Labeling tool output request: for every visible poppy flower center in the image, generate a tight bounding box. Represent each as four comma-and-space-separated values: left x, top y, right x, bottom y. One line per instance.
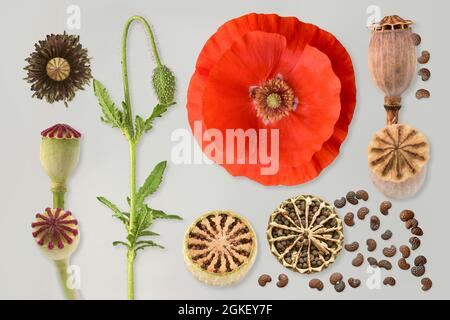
251, 78, 297, 124
46, 57, 71, 82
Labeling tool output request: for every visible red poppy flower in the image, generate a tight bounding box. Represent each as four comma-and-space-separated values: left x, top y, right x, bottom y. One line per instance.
187, 13, 356, 186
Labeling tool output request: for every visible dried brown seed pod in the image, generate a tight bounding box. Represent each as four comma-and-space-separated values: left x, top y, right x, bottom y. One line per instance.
379, 201, 392, 215
357, 207, 370, 220
334, 281, 346, 292
416, 89, 430, 100
352, 253, 364, 267
366, 239, 377, 252
382, 245, 397, 257
411, 227, 424, 236
418, 68, 431, 81
381, 230, 393, 240
267, 195, 344, 274
334, 197, 346, 208
309, 279, 324, 291
329, 272, 343, 285
400, 245, 411, 258
383, 276, 396, 286
344, 212, 355, 226
378, 260, 392, 270
258, 274, 272, 287
414, 255, 427, 266
367, 257, 378, 266
411, 265, 425, 277
405, 218, 419, 229
346, 191, 359, 205
276, 274, 289, 288
398, 258, 411, 270
418, 50, 430, 64
421, 277, 432, 291
344, 241, 359, 252
348, 277, 361, 288
411, 33, 421, 46
356, 190, 369, 201
400, 209, 415, 222
410, 237, 421, 250
370, 216, 380, 231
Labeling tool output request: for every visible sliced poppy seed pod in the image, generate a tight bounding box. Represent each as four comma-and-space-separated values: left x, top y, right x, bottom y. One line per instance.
152, 64, 176, 105
32, 208, 80, 261
40, 124, 81, 193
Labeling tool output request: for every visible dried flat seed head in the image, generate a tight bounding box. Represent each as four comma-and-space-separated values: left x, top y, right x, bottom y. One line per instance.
184, 211, 257, 286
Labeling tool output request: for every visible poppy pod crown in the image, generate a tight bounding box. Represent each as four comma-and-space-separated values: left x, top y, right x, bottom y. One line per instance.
187, 13, 356, 186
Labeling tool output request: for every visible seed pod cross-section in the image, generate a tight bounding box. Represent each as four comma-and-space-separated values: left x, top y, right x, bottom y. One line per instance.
368, 124, 429, 199
267, 195, 344, 274
183, 211, 257, 286
368, 15, 417, 125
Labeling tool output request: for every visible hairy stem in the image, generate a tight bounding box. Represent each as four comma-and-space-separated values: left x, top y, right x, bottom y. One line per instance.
53, 190, 78, 300
127, 141, 137, 300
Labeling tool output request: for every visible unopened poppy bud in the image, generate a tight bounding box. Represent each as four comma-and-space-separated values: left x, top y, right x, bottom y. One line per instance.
31, 208, 80, 261
40, 124, 81, 192
152, 64, 176, 105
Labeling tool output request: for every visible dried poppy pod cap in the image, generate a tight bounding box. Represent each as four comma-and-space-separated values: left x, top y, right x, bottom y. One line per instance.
368, 124, 430, 199
368, 15, 417, 125
40, 124, 81, 193
32, 208, 80, 261
267, 195, 344, 274
183, 211, 257, 286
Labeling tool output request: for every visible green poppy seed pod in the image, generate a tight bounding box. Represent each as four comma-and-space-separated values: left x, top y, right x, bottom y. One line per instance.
32, 208, 80, 261
152, 64, 176, 105
40, 124, 81, 193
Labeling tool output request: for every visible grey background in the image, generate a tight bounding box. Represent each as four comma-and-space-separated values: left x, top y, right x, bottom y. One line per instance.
0, 0, 447, 299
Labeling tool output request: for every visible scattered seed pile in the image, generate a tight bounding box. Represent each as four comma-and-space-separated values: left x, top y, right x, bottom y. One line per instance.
267, 195, 344, 274
412, 33, 431, 100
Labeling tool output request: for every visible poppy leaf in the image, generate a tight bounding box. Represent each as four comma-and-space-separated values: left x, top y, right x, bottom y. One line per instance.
93, 79, 124, 130
135, 161, 167, 208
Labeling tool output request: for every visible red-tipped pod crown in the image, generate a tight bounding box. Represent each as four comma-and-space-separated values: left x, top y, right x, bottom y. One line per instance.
32, 208, 80, 260
40, 124, 81, 192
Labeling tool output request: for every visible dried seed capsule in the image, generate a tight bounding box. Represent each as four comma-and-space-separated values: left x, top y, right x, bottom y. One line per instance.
411, 265, 425, 277
334, 281, 346, 292
405, 218, 419, 230
352, 253, 364, 267
379, 201, 392, 215
411, 227, 424, 236
383, 245, 397, 258
309, 279, 324, 291
258, 274, 272, 287
381, 230, 392, 240
398, 258, 411, 270
421, 278, 432, 291
411, 33, 421, 46
344, 241, 359, 252
276, 274, 289, 288
329, 272, 343, 285
378, 260, 392, 270
418, 68, 431, 81
370, 216, 380, 231
383, 277, 396, 286
367, 257, 378, 266
400, 209, 415, 222
334, 197, 346, 208
366, 239, 377, 252
357, 207, 369, 220
416, 89, 430, 100
356, 190, 369, 201
344, 212, 355, 226
410, 237, 421, 250
414, 255, 427, 266
348, 277, 361, 288
346, 191, 358, 205
399, 245, 411, 258
418, 50, 430, 64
